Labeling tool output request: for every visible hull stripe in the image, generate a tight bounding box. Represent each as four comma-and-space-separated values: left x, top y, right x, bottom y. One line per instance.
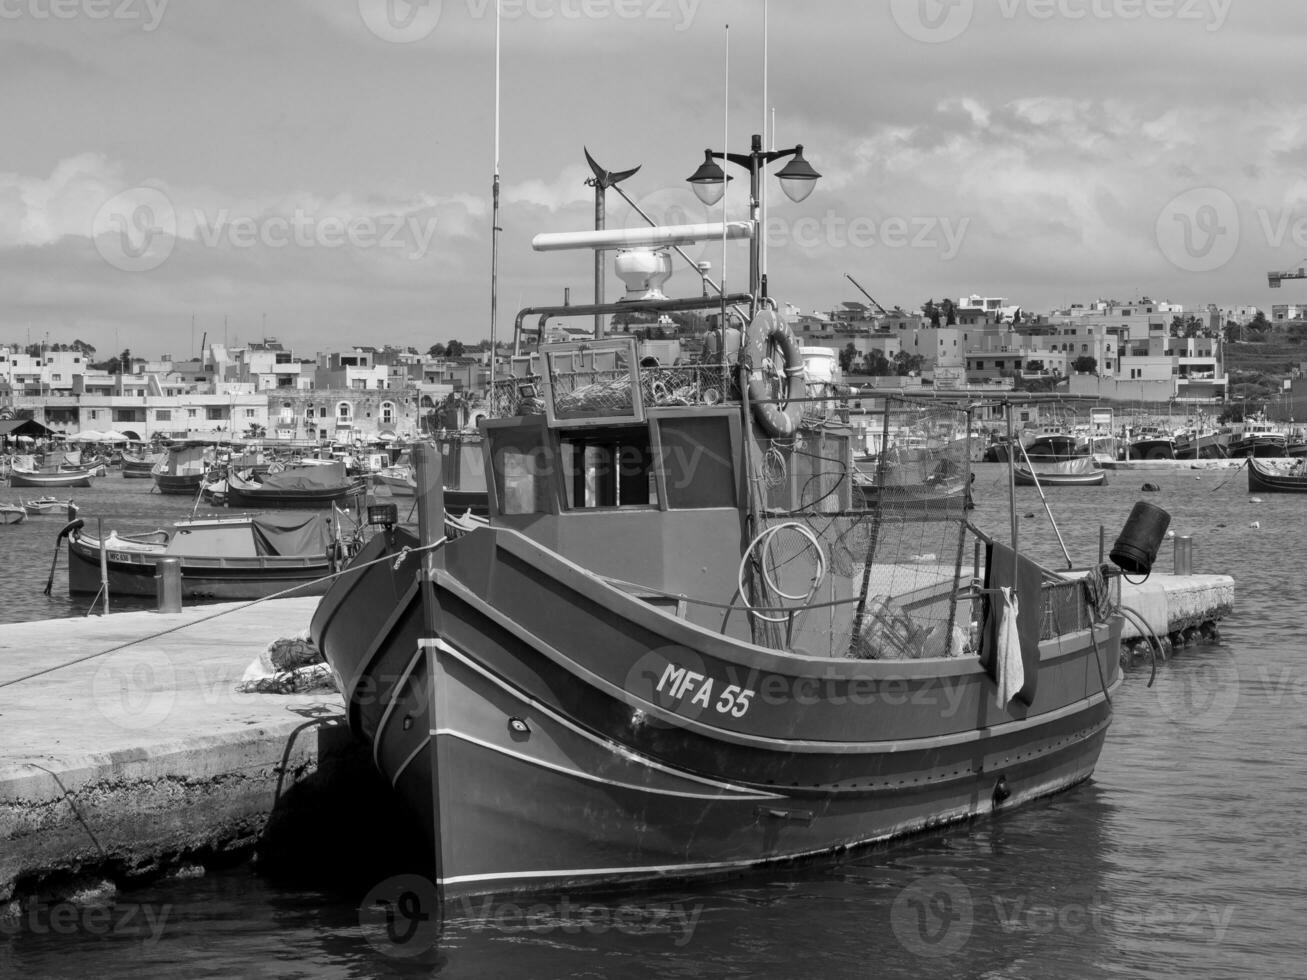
433, 728, 780, 802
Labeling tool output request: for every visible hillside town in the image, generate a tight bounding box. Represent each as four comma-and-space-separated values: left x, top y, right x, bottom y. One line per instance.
2, 292, 1305, 446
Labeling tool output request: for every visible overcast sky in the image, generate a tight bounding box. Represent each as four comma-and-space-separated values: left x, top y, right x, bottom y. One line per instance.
5, 0, 1307, 358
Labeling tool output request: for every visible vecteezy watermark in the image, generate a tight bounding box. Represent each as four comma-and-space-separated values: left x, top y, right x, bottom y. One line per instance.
191, 208, 440, 261
91, 646, 178, 731
357, 875, 703, 957
1155, 187, 1240, 274
452, 895, 703, 946
891, 876, 1236, 956
890, 874, 974, 957
764, 212, 970, 260
0, 0, 170, 31
92, 186, 442, 272
1149, 657, 1240, 729
358, 0, 699, 43
891, 0, 1231, 43
92, 186, 177, 274
359, 874, 442, 958
0, 900, 172, 943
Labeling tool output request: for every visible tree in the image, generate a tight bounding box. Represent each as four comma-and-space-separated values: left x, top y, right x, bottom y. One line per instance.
893, 351, 925, 376
1072, 355, 1098, 374
244, 423, 266, 440
865, 349, 893, 376
838, 343, 860, 374
940, 298, 957, 326
445, 339, 466, 359
922, 299, 940, 328
427, 343, 447, 358
1247, 311, 1270, 338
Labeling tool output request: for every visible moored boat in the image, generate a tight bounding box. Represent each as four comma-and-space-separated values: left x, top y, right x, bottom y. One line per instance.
65, 512, 347, 599
225, 460, 368, 509
8, 467, 95, 489
310, 206, 1138, 902
0, 503, 26, 524
1014, 457, 1108, 487
152, 443, 215, 495
1246, 456, 1307, 494
23, 496, 73, 516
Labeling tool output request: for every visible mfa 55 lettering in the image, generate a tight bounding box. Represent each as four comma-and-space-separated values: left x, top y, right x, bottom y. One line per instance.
655, 663, 755, 718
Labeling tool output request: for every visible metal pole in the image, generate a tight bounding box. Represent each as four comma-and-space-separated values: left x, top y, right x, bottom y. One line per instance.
1017, 440, 1073, 569
97, 516, 109, 615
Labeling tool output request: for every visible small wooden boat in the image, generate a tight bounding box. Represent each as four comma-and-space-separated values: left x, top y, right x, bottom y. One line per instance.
1014, 457, 1107, 487
0, 503, 26, 524
152, 443, 214, 495
66, 512, 344, 599
1247, 456, 1307, 494
9, 467, 95, 489
225, 461, 368, 510
23, 496, 73, 516
121, 450, 164, 478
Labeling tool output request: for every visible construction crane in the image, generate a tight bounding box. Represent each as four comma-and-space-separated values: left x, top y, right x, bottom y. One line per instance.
845, 273, 889, 316
1267, 263, 1307, 288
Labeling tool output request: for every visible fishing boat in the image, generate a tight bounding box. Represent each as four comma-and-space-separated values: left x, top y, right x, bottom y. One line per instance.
1227, 415, 1287, 458
8, 467, 95, 489
310, 206, 1137, 902
121, 449, 165, 478
0, 503, 26, 524
64, 512, 346, 599
1014, 457, 1108, 487
1122, 425, 1176, 461
224, 460, 368, 510
1246, 456, 1307, 494
23, 496, 73, 516
152, 443, 215, 495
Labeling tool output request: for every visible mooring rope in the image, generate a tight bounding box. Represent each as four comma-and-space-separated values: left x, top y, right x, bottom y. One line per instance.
0, 538, 448, 691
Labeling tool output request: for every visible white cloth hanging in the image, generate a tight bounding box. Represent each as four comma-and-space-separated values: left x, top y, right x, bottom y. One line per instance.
995, 586, 1024, 707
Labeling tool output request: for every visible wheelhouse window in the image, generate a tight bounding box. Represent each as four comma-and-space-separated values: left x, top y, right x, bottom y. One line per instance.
490, 428, 554, 515
559, 425, 656, 509
658, 417, 735, 509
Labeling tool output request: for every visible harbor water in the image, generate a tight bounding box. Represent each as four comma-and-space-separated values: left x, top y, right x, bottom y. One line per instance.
2, 463, 1303, 979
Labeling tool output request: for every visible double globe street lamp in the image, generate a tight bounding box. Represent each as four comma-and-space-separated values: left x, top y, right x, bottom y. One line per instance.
686, 134, 821, 302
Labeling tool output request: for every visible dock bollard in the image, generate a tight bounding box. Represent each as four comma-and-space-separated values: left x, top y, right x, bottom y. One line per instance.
1173, 535, 1193, 576
156, 557, 183, 613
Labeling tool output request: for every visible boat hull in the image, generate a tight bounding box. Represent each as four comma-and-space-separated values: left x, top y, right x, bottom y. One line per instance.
1247, 458, 1307, 494
9, 470, 94, 489
154, 473, 205, 495
66, 534, 333, 598
1014, 466, 1107, 487
224, 479, 368, 510
312, 525, 1121, 898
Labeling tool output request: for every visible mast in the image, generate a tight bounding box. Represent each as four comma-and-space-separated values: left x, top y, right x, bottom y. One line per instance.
488, 0, 501, 399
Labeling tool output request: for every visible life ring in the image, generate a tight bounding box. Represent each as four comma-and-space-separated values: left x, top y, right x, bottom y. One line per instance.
743, 309, 805, 437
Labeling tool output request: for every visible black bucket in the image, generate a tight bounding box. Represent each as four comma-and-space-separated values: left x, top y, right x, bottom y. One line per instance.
1110, 501, 1172, 575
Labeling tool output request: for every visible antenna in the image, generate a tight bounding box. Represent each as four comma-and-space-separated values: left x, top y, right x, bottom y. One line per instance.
720, 22, 729, 335
760, 0, 768, 286
488, 0, 502, 390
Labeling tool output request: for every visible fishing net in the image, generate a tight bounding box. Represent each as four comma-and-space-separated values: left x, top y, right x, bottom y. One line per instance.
746, 398, 980, 660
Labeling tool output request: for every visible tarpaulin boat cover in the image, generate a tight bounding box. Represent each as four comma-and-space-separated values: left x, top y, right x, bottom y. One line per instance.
256, 461, 350, 492
250, 513, 332, 557
1023, 456, 1101, 476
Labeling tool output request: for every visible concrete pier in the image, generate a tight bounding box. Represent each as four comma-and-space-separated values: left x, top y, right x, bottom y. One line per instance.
1118, 573, 1234, 640
0, 598, 374, 904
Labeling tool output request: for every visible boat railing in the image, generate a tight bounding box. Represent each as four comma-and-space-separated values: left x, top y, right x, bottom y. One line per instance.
492, 361, 734, 420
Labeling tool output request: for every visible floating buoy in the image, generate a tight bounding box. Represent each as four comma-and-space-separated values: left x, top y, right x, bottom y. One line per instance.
1166, 529, 1176, 538
1023, 512, 1036, 519
1141, 482, 1161, 492
1250, 497, 1263, 504
1250, 520, 1261, 529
